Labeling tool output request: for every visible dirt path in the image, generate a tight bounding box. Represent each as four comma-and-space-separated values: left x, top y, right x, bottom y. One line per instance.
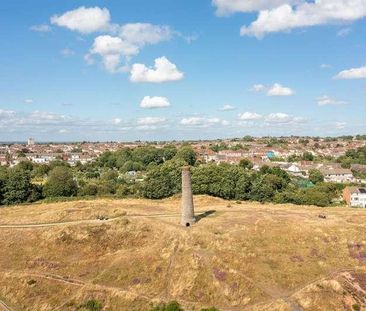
0, 213, 182, 229
0, 300, 14, 311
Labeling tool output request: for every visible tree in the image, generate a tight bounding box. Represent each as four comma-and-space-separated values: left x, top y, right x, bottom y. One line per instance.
2, 167, 32, 205
0, 167, 8, 204
174, 146, 196, 166
239, 158, 253, 170
142, 160, 184, 199
302, 152, 314, 161
308, 169, 324, 184
43, 166, 77, 197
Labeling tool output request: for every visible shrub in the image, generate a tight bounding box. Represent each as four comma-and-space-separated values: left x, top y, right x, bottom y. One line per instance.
81, 300, 102, 311
150, 301, 184, 311
43, 166, 77, 197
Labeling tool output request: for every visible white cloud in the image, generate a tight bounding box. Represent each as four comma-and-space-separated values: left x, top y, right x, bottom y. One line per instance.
250, 83, 294, 96
219, 104, 236, 111
140, 96, 171, 109
320, 63, 332, 69
137, 117, 167, 126
265, 112, 304, 124
60, 48, 75, 57
119, 23, 172, 46
238, 112, 263, 121
29, 111, 67, 122
239, 1, 366, 38
334, 66, 366, 80
51, 6, 111, 34
30, 24, 52, 32
87, 24, 173, 73
212, 0, 298, 16
317, 95, 347, 106
59, 129, 69, 134
130, 57, 184, 83
251, 84, 267, 92
267, 83, 294, 96
0, 109, 16, 119
89, 35, 137, 72
180, 117, 228, 127
112, 118, 122, 125
24, 99, 34, 104
336, 122, 347, 129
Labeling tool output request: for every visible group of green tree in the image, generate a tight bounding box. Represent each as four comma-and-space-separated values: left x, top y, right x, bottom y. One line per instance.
150, 301, 218, 311
337, 146, 366, 168
0, 145, 340, 207
143, 159, 337, 207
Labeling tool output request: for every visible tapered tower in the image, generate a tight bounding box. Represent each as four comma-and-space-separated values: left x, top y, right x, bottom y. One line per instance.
181, 166, 195, 227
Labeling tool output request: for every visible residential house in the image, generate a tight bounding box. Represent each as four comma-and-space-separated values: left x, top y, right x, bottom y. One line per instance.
343, 187, 366, 208
320, 168, 355, 183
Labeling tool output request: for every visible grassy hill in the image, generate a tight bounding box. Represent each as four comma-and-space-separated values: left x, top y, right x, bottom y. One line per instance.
0, 196, 366, 310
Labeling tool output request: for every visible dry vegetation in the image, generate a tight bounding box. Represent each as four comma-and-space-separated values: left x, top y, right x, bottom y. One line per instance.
1, 196, 366, 310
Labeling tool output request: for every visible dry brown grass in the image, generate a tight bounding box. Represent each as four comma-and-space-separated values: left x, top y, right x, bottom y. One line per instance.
1, 196, 366, 310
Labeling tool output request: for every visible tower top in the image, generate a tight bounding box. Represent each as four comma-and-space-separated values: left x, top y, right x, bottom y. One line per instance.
182, 166, 190, 171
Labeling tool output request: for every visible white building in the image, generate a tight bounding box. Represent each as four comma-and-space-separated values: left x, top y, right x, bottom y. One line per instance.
27, 138, 35, 146
320, 168, 355, 183
344, 187, 366, 208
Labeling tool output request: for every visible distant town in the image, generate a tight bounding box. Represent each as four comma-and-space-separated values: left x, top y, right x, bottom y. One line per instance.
1, 136, 366, 186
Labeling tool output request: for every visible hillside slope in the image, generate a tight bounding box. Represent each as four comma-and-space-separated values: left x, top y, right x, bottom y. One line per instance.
0, 196, 366, 310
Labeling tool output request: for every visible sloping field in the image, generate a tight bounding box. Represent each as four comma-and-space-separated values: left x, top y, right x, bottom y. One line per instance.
0, 196, 366, 310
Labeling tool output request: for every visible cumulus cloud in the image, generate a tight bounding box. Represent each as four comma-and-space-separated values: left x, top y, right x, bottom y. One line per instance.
140, 96, 171, 109
50, 7, 175, 74
334, 66, 366, 79
180, 117, 228, 127
265, 112, 304, 124
212, 0, 298, 16
267, 83, 295, 96
219, 104, 236, 111
89, 35, 137, 72
234, 0, 366, 38
88, 25, 172, 73
317, 95, 347, 106
24, 99, 34, 104
119, 23, 172, 46
130, 57, 184, 83
252, 83, 294, 96
238, 112, 263, 121
51, 6, 111, 34
30, 24, 52, 32
137, 117, 167, 126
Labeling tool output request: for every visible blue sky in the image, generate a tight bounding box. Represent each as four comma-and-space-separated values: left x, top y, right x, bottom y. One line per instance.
1, 0, 366, 141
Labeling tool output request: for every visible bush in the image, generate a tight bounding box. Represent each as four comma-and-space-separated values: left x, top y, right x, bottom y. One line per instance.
79, 183, 98, 196
43, 166, 77, 197
81, 300, 102, 311
150, 301, 184, 311
308, 169, 324, 184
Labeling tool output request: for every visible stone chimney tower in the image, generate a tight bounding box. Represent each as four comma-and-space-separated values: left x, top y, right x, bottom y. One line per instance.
181, 166, 195, 227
